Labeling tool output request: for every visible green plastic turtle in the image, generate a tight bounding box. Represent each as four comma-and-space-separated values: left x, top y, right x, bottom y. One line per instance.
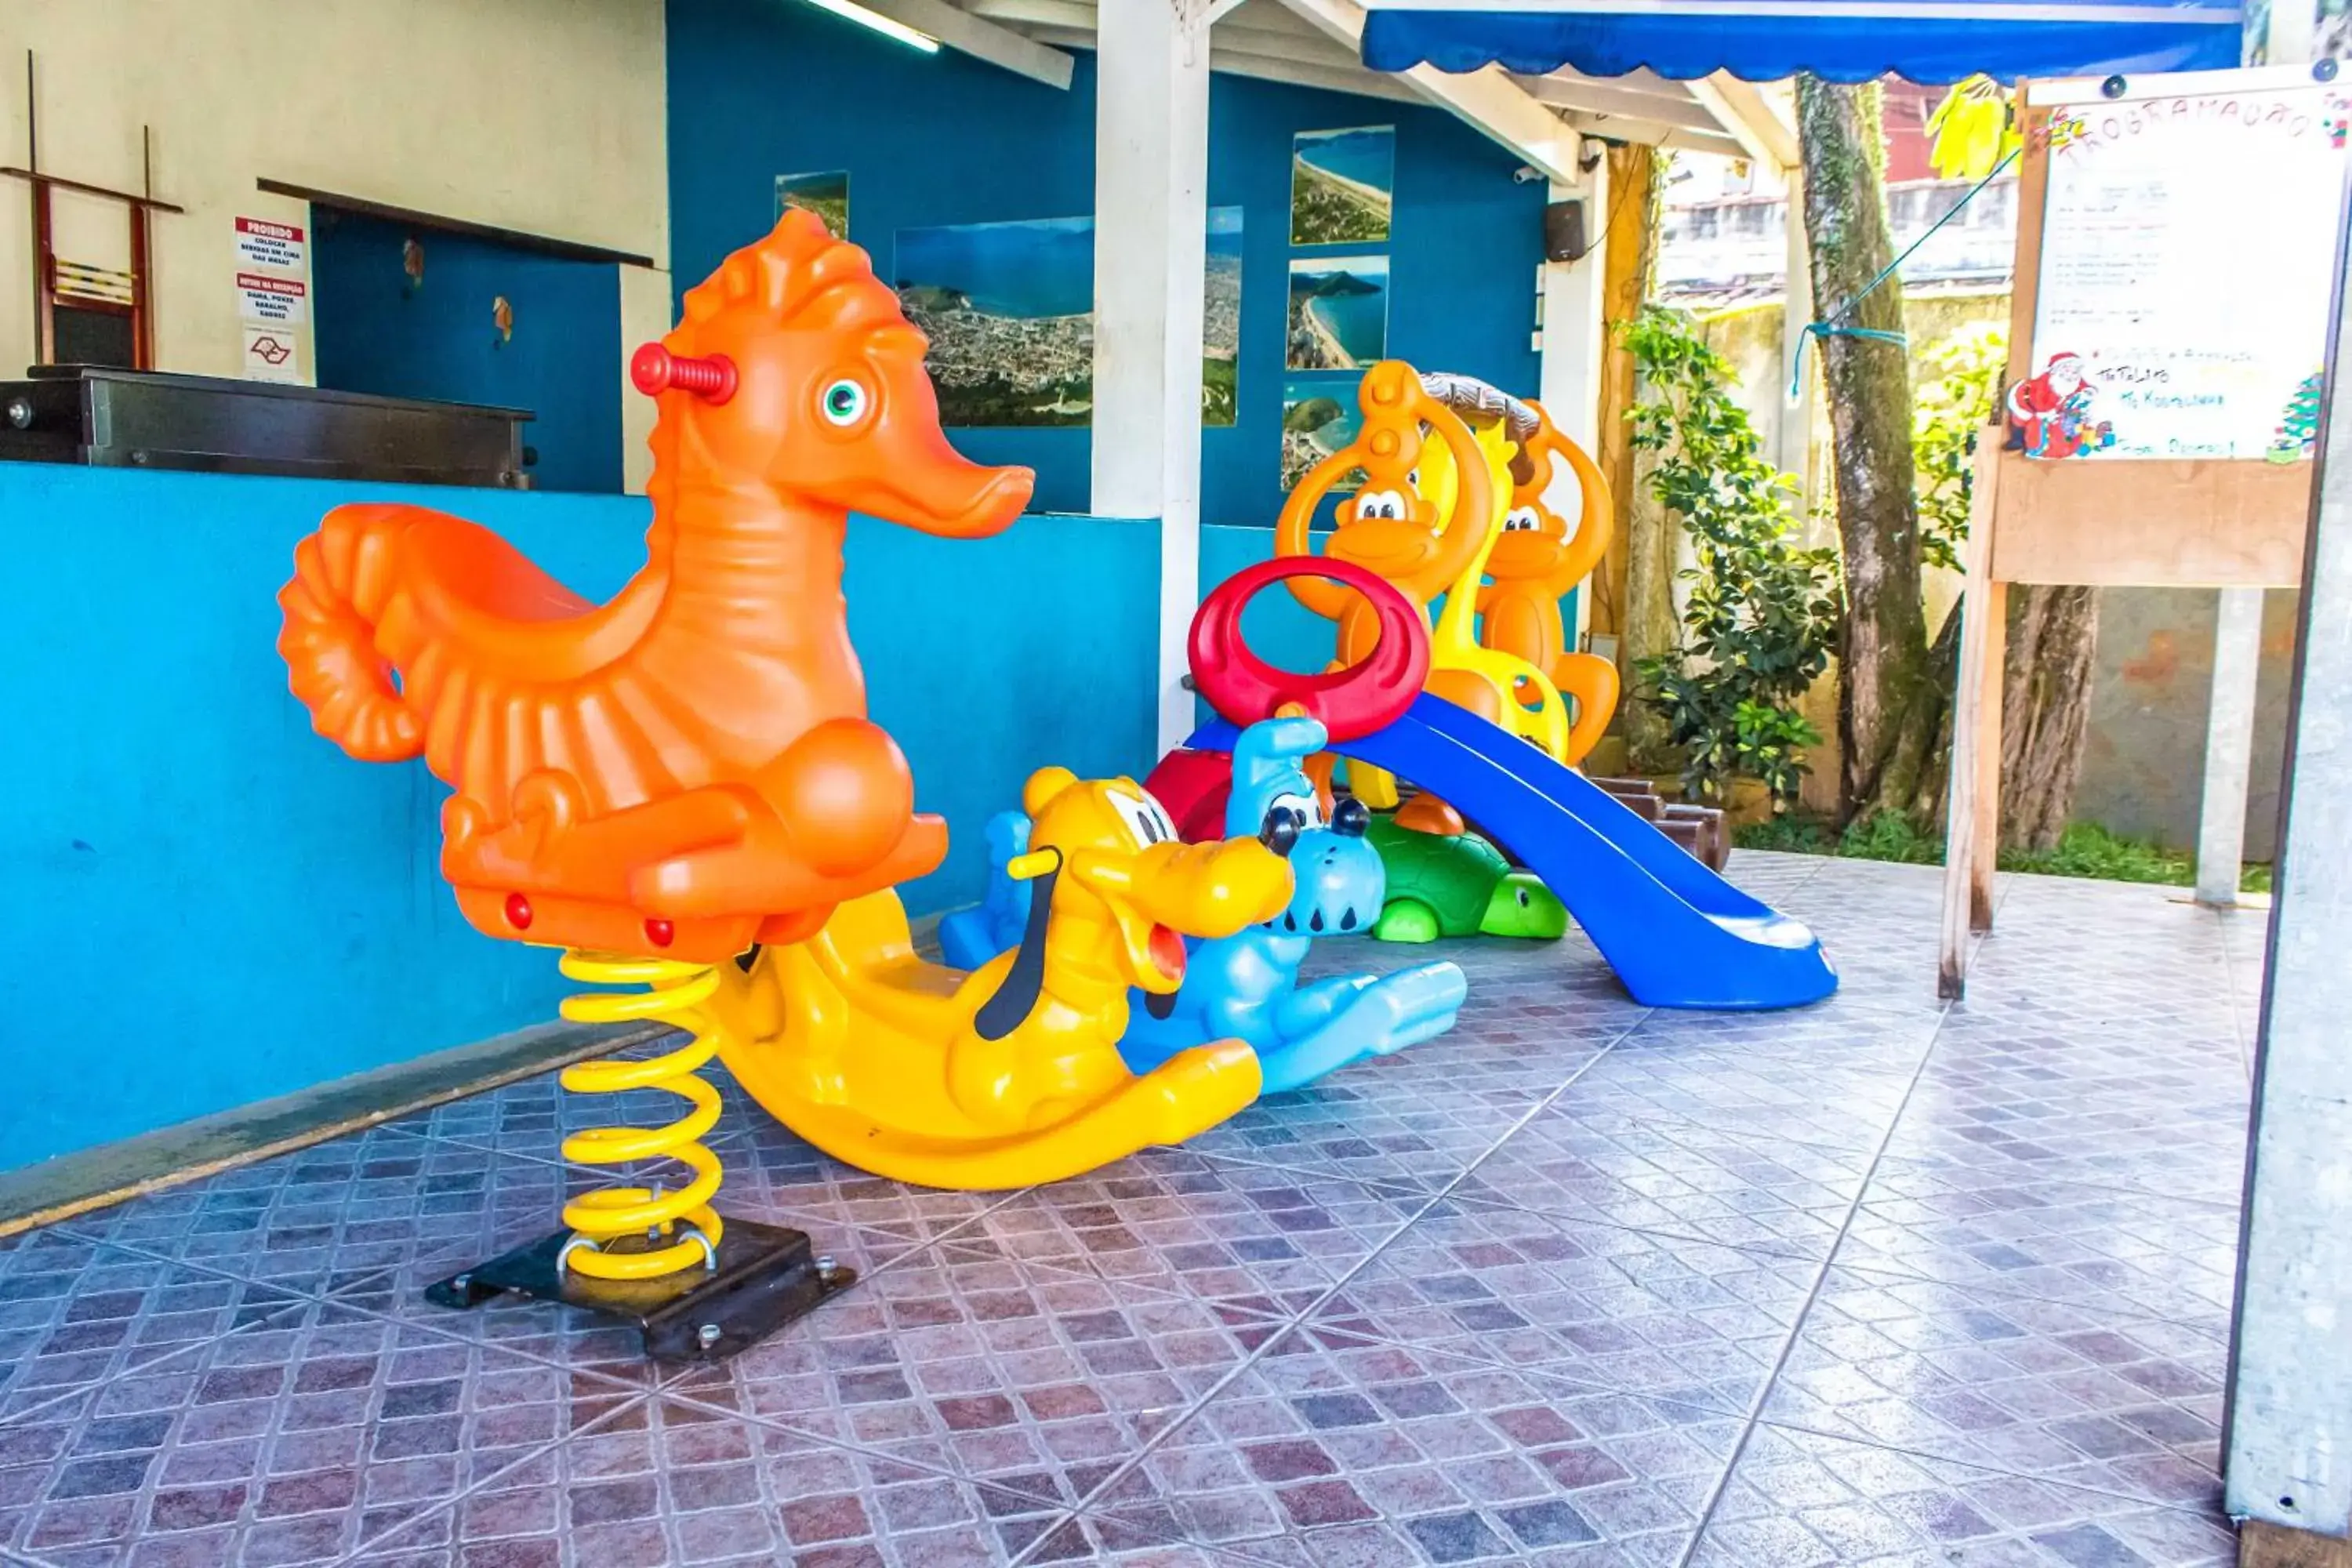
1363, 813, 1569, 943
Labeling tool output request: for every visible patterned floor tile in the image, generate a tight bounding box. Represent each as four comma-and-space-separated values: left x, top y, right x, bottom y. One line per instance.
1301, 1204, 1818, 1415
0, 857, 2256, 1567
1446, 1094, 1878, 1258
1695, 1423, 2234, 1566
960, 1154, 1431, 1320
347, 1395, 1095, 1567
1833, 1187, 2241, 1330
660, 1240, 1275, 1512
1761, 1266, 2226, 1512
1090, 1323, 1733, 1566
0, 1297, 638, 1566
0, 1234, 312, 1428
61, 1130, 565, 1301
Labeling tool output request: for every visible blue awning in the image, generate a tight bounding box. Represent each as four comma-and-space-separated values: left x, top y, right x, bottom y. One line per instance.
1359, 2, 2245, 85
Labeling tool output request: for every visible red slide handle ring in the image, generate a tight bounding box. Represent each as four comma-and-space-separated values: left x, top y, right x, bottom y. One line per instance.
1189, 557, 1428, 742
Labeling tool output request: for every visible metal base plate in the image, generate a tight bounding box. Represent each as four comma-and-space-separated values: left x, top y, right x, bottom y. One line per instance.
424, 1217, 855, 1363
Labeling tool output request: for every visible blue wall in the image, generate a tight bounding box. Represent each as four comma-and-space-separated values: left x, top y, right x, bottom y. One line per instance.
665, 0, 1545, 526
0, 466, 1156, 1171
311, 208, 625, 495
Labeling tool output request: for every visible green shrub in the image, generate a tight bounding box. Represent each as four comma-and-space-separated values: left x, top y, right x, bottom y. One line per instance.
1912, 322, 2009, 572
1624, 306, 1842, 808
1736, 812, 2273, 891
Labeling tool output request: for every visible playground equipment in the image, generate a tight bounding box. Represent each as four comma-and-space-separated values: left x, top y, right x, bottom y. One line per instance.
946, 710, 1468, 1095
277, 209, 1050, 1356
1475, 398, 1729, 867
1276, 365, 1580, 826
1363, 814, 1566, 943
1478, 397, 1621, 764
1169, 556, 1839, 1011
708, 766, 1290, 1188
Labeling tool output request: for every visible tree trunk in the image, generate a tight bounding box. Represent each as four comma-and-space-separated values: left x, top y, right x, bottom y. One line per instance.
1796, 75, 1943, 826
1998, 584, 2098, 851
1592, 146, 1676, 766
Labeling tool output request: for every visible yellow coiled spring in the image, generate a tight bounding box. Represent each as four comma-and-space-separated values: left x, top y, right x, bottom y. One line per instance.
554, 952, 730, 1281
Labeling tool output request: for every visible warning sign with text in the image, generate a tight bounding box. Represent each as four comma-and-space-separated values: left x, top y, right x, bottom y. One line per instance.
233, 216, 307, 272
236, 270, 307, 325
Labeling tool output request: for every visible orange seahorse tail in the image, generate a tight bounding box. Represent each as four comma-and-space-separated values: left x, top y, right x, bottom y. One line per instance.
276, 503, 429, 763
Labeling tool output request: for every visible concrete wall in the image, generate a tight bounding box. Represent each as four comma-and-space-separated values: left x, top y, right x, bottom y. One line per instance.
1, 0, 672, 489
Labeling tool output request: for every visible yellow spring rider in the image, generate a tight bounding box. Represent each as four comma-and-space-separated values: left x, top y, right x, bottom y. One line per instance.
708, 768, 1292, 1189
1277, 363, 1605, 821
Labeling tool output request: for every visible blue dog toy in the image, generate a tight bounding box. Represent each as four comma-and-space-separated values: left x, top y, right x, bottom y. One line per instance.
938, 717, 1466, 1094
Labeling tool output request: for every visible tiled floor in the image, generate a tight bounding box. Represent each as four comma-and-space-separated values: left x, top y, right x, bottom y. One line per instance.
0, 852, 2257, 1566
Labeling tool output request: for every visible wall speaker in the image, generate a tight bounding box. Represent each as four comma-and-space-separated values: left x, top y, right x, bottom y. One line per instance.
1544, 199, 1588, 263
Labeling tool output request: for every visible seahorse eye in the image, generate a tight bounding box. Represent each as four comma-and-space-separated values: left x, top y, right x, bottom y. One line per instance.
821, 378, 869, 426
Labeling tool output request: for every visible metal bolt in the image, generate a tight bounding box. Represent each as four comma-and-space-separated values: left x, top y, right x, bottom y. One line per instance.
815, 1254, 837, 1280
4, 397, 31, 430
129, 449, 149, 465
696, 1323, 722, 1349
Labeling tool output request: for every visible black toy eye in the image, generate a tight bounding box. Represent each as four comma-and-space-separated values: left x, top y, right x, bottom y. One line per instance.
1333, 798, 1370, 838
1260, 814, 1299, 858
1517, 888, 1531, 906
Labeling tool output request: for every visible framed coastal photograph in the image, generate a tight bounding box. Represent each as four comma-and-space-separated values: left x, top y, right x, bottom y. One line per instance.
775, 170, 850, 240
1282, 379, 1367, 493
1287, 254, 1388, 372
1203, 205, 1243, 427
1290, 125, 1395, 245
895, 209, 1244, 428
894, 216, 1095, 426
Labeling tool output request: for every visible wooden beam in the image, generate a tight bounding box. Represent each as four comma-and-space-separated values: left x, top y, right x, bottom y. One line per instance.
2241, 1520, 2352, 1567
1938, 437, 2004, 999
1510, 74, 1730, 135
963, 0, 1096, 31
1563, 112, 1744, 158
0, 166, 183, 214
1272, 0, 1582, 187
855, 0, 1076, 87
1209, 47, 1421, 104
256, 179, 654, 267
1692, 71, 1799, 174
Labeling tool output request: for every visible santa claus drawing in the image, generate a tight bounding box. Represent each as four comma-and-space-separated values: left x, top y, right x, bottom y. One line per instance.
2008, 352, 2114, 459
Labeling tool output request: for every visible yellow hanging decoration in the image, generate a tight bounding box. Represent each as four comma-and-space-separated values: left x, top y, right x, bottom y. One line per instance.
1926, 76, 2020, 183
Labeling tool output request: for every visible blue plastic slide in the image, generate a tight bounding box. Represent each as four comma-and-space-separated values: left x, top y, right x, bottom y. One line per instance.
1192, 693, 1838, 1010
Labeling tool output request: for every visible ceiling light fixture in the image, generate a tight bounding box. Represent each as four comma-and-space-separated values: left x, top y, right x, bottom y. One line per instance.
800, 0, 940, 53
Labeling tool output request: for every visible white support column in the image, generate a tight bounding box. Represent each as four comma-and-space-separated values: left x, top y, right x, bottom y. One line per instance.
2194, 586, 2263, 907
2224, 164, 2352, 1537
1538, 164, 1606, 645
1091, 0, 1212, 755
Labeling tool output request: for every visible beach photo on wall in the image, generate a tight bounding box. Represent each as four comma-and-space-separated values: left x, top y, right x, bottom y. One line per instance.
895, 216, 1095, 426
1283, 379, 1367, 492
1203, 205, 1243, 426
1290, 125, 1395, 245
1287, 254, 1388, 372
775, 170, 850, 240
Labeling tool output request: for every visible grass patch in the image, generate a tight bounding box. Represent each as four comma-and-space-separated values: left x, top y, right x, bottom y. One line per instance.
1736, 813, 2272, 892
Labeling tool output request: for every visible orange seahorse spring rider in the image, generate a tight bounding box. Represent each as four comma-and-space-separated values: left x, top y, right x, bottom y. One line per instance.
1478, 397, 1620, 763
276, 209, 1045, 1300
279, 209, 1033, 966
277, 212, 1293, 1317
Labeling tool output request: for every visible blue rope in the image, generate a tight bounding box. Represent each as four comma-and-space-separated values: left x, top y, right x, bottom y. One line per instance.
1788, 143, 2022, 397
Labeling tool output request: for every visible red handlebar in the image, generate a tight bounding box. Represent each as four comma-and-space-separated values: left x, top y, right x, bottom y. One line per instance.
1189, 557, 1428, 742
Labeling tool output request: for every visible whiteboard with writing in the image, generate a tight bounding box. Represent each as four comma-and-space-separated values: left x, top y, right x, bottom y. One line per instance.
2024, 76, 2350, 463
